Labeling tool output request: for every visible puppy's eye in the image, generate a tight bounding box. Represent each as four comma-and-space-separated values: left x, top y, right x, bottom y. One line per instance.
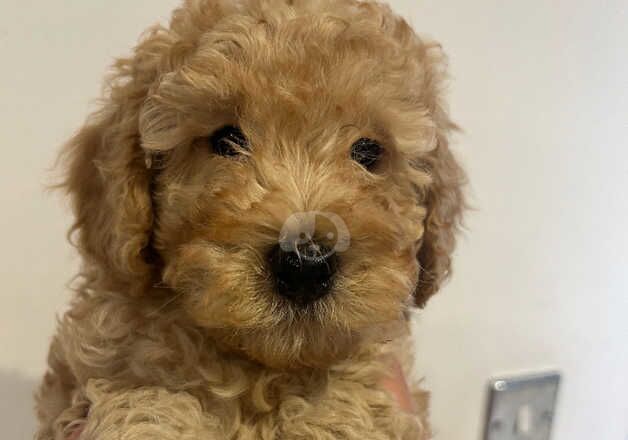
209, 125, 249, 157
350, 138, 383, 171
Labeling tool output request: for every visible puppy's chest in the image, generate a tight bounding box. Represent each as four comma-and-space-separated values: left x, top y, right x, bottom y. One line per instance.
63, 297, 424, 437
183, 360, 417, 439
118, 329, 409, 437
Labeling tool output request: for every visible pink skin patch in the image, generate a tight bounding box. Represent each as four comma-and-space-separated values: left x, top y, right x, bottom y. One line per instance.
380, 359, 419, 414
66, 424, 84, 440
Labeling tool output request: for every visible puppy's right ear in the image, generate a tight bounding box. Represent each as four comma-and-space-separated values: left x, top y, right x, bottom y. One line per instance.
60, 27, 183, 296
60, 3, 235, 295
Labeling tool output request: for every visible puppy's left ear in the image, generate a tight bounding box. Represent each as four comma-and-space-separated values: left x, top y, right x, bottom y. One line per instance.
411, 44, 466, 307
414, 134, 465, 307
374, 10, 466, 305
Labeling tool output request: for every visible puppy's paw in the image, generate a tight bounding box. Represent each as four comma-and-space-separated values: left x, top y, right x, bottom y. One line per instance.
76, 380, 221, 440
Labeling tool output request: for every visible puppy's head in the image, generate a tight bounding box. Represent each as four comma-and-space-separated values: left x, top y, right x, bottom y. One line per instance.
62, 0, 465, 368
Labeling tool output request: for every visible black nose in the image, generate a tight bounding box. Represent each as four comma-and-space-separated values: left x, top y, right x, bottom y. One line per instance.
269, 242, 338, 304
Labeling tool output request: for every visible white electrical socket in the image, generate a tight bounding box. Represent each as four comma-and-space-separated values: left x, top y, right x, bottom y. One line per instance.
483, 372, 561, 440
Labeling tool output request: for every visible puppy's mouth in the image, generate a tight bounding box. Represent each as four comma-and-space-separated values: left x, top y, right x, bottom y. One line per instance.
268, 242, 339, 306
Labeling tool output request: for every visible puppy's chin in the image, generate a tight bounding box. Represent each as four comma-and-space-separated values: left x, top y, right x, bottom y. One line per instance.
209, 319, 408, 370
209, 324, 359, 369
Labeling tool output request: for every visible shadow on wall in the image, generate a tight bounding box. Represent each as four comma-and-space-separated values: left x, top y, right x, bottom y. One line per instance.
0, 369, 38, 440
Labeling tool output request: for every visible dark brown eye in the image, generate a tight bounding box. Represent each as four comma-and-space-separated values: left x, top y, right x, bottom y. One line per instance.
209, 125, 249, 157
350, 138, 383, 171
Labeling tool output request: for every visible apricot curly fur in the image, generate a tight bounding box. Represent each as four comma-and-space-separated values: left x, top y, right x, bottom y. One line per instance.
36, 1, 465, 439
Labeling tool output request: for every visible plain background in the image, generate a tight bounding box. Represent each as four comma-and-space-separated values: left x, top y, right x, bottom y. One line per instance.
0, 1, 626, 439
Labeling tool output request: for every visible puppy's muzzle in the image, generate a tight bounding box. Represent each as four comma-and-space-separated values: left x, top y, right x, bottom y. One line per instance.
268, 242, 338, 305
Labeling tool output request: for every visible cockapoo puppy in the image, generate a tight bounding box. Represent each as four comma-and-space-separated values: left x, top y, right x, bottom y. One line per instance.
35, 0, 465, 438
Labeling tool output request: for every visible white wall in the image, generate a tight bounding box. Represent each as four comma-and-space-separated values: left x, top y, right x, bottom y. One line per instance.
404, 1, 628, 439
1, 1, 626, 439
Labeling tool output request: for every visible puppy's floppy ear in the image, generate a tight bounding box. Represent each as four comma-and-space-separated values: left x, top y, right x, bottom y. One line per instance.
59, 2, 237, 295
373, 12, 465, 305
60, 27, 183, 296
412, 45, 466, 307
414, 134, 465, 307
